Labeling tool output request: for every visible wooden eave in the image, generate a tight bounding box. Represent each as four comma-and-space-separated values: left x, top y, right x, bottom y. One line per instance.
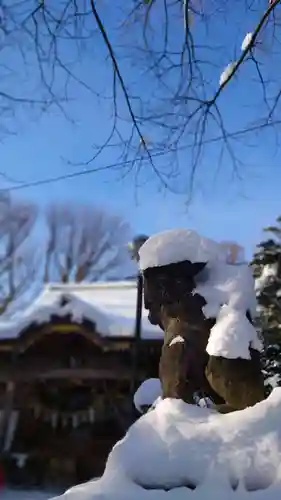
0, 315, 163, 353
0, 366, 146, 383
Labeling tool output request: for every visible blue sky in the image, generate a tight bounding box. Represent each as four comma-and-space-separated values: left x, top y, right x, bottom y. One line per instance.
1, 0, 281, 259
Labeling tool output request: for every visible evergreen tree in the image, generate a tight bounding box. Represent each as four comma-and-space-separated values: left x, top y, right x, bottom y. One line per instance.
252, 216, 281, 389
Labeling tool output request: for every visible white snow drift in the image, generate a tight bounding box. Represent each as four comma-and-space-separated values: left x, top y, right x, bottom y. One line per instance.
2, 490, 53, 500
133, 378, 162, 412
133, 378, 212, 413
53, 389, 281, 500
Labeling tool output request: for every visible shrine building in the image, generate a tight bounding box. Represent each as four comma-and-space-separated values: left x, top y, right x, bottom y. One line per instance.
0, 281, 162, 490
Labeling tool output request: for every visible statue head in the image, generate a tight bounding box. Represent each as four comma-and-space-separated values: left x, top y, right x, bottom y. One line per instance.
142, 260, 208, 331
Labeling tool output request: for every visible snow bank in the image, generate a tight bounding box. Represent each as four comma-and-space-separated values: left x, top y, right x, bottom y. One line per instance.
133, 378, 162, 412
52, 389, 281, 500
2, 489, 53, 500
134, 379, 212, 412
139, 229, 260, 360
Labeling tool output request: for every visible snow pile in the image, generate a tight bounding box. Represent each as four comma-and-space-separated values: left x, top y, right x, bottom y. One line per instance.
139, 229, 261, 360
207, 305, 262, 359
195, 257, 257, 319
2, 490, 54, 500
52, 389, 281, 500
133, 378, 162, 412
139, 229, 225, 271
134, 379, 212, 412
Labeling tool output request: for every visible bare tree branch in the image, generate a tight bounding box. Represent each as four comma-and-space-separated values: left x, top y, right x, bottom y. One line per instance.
44, 202, 131, 283
1, 0, 281, 195
0, 193, 38, 314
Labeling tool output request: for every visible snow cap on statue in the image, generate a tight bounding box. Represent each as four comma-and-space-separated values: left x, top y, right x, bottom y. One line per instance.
139, 228, 262, 360
138, 228, 222, 271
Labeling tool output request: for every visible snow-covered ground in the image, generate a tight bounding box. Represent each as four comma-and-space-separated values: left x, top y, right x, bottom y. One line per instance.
51, 388, 281, 500
2, 489, 54, 499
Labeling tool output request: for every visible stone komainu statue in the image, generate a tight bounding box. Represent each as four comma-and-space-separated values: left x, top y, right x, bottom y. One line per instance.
142, 259, 265, 413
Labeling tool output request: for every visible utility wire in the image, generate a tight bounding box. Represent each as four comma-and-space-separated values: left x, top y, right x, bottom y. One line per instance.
1, 118, 280, 193
0, 150, 170, 193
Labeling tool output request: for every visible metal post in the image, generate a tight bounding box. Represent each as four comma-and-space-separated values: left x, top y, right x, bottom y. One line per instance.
132, 272, 144, 395
277, 252, 281, 280
128, 235, 148, 400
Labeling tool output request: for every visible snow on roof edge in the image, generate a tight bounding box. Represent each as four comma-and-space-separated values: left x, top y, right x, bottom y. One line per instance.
0, 280, 162, 342
45, 280, 137, 291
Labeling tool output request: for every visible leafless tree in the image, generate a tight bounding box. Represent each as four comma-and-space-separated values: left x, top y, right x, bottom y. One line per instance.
43, 202, 131, 282
0, 193, 38, 314
2, 0, 281, 195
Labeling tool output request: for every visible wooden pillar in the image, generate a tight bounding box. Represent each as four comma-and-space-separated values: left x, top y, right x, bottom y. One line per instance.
131, 272, 143, 395
0, 349, 18, 453
0, 380, 16, 452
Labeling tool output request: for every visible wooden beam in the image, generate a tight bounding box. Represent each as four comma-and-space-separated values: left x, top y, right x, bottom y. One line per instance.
39, 368, 134, 380
18, 319, 108, 353
0, 343, 15, 351
0, 367, 145, 382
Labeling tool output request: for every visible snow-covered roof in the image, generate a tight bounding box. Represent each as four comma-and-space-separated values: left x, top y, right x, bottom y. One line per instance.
0, 281, 162, 341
